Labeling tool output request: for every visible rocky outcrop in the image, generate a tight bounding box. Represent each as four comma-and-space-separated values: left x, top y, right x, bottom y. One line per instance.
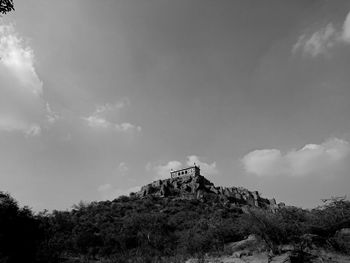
134, 174, 282, 209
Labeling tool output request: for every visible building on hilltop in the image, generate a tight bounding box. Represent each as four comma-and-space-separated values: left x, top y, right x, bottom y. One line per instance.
170, 164, 200, 179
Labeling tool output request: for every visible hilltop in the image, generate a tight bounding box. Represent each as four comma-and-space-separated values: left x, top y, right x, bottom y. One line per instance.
133, 173, 284, 210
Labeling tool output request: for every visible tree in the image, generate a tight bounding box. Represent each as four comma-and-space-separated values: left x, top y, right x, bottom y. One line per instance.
0, 192, 41, 263
0, 0, 14, 15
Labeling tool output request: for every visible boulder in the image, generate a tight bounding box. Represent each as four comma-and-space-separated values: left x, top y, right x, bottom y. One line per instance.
160, 184, 170, 197
232, 250, 252, 258
334, 228, 350, 248
210, 187, 219, 194
225, 235, 266, 254
153, 180, 162, 187
252, 191, 259, 200
269, 198, 277, 205
223, 187, 232, 197
278, 244, 294, 252
336, 228, 350, 238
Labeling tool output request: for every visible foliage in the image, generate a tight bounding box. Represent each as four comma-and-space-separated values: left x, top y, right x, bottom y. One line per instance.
237, 197, 350, 257
36, 196, 245, 261
0, 0, 14, 15
0, 190, 350, 262
310, 196, 350, 236
0, 192, 41, 263
237, 206, 315, 258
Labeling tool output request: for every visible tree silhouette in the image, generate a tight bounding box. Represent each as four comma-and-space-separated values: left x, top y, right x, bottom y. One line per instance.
0, 0, 14, 15
0, 192, 41, 263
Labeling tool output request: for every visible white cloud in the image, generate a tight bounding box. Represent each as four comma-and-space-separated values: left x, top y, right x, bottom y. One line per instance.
46, 103, 60, 124
293, 11, 350, 57
150, 155, 218, 180
0, 24, 45, 136
83, 101, 141, 134
25, 124, 41, 137
153, 160, 182, 180
293, 23, 337, 57
342, 11, 350, 42
94, 99, 129, 115
0, 25, 42, 95
145, 162, 153, 172
115, 122, 142, 133
97, 183, 113, 193
241, 149, 284, 177
242, 138, 350, 177
84, 115, 111, 128
117, 162, 129, 176
0, 117, 41, 136
97, 183, 140, 200
186, 155, 219, 176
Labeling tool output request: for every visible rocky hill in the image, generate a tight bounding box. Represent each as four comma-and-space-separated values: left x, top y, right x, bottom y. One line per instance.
133, 174, 284, 210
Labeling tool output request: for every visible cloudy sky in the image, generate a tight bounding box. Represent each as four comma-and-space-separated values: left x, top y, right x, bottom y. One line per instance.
1, 0, 350, 211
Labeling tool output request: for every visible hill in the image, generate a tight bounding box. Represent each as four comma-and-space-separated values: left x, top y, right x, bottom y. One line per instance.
0, 174, 349, 262
34, 174, 349, 262
134, 174, 283, 210
132, 175, 284, 210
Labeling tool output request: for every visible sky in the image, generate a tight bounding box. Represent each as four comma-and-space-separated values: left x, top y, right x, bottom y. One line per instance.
1, 0, 350, 211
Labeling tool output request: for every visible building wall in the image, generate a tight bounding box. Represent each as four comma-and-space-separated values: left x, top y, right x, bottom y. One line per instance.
170, 166, 200, 178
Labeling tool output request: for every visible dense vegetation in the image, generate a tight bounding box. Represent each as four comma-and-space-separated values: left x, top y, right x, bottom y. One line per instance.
0, 193, 42, 263
0, 192, 349, 262
0, 0, 14, 15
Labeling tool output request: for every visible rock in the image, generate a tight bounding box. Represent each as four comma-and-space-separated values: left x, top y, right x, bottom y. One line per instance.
211, 187, 219, 194
153, 180, 162, 187
225, 234, 265, 254
235, 193, 242, 200
160, 184, 170, 197
336, 228, 350, 238
272, 253, 292, 263
196, 189, 205, 199
223, 187, 232, 197
252, 191, 259, 200
269, 198, 277, 205
335, 228, 350, 248
232, 250, 252, 258
278, 244, 294, 252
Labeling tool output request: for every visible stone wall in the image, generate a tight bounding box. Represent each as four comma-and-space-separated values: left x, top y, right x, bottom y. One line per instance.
170, 166, 200, 179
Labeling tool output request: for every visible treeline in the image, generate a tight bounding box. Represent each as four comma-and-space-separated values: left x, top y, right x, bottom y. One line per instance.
36, 196, 245, 262
0, 192, 349, 262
